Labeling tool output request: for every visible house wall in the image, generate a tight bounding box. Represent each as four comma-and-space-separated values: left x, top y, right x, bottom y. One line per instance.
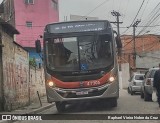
0, 0, 59, 47
29, 67, 46, 102
2, 30, 29, 111
121, 35, 160, 69
1, 0, 15, 26
14, 0, 59, 47
1, 31, 46, 111
136, 50, 160, 68
0, 28, 4, 111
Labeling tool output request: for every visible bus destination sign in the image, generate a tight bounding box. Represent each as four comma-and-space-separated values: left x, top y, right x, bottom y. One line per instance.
48, 21, 105, 33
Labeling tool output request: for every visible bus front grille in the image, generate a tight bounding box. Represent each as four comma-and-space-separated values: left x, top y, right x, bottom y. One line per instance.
56, 87, 107, 98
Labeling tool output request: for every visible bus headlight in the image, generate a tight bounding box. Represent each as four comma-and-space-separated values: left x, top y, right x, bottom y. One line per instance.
109, 76, 115, 82
48, 81, 55, 87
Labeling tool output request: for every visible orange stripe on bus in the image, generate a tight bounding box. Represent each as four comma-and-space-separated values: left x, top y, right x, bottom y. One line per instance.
51, 72, 111, 89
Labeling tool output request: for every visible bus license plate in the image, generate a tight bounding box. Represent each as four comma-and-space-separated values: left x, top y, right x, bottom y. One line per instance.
76, 91, 88, 95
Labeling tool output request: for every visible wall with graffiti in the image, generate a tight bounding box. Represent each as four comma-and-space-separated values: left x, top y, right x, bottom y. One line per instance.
2, 33, 45, 111
29, 67, 46, 102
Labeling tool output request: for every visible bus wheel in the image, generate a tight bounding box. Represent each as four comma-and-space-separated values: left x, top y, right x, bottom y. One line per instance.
110, 98, 117, 107
55, 102, 66, 113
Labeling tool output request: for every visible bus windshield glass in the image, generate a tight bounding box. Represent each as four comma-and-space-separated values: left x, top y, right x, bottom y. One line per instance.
45, 34, 113, 72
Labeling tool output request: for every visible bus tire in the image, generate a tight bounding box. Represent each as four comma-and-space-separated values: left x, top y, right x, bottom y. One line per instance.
110, 98, 117, 107
55, 102, 66, 113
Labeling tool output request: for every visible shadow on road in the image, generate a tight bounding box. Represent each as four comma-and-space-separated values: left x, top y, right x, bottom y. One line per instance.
58, 99, 117, 114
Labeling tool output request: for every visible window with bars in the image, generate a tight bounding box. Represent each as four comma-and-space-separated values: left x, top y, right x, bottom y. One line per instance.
25, 0, 34, 4
26, 21, 32, 27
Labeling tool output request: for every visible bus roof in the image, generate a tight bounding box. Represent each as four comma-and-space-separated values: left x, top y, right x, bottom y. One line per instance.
47, 20, 110, 26
45, 20, 112, 34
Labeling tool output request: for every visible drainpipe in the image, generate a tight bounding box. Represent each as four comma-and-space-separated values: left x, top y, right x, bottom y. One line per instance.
0, 34, 5, 111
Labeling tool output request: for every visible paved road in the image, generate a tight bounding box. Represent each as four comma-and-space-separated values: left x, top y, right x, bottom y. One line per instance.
15, 89, 160, 123
40, 89, 160, 114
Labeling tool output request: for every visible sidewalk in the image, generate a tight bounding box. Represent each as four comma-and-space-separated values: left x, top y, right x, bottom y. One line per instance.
0, 96, 55, 114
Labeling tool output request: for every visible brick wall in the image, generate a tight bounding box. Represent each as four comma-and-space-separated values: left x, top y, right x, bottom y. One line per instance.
2, 31, 29, 110
121, 34, 160, 69
29, 67, 46, 102
1, 31, 46, 111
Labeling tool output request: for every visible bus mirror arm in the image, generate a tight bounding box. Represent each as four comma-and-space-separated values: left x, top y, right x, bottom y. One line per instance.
35, 40, 43, 61
35, 40, 41, 53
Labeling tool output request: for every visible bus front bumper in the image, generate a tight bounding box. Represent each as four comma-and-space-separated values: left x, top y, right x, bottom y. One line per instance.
47, 81, 119, 102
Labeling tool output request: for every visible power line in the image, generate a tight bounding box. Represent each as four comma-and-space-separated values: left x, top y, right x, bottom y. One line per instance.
137, 1, 160, 35
121, 0, 145, 35
121, 0, 129, 22
123, 40, 158, 51
138, 13, 160, 35
84, 0, 110, 16
113, 24, 160, 29
140, 1, 160, 25
130, 0, 145, 26
122, 29, 152, 49
139, 0, 150, 20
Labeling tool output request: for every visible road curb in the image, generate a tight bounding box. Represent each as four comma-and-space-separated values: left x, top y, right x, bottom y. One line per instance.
27, 102, 55, 114
0, 103, 55, 123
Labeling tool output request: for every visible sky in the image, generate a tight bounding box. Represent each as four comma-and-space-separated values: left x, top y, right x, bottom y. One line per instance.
58, 0, 160, 35
0, 0, 160, 35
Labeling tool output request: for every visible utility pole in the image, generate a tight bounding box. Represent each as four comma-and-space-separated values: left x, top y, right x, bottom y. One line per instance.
111, 10, 122, 37
111, 10, 122, 70
132, 20, 141, 70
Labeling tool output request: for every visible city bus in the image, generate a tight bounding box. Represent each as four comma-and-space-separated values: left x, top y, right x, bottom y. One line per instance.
35, 20, 122, 112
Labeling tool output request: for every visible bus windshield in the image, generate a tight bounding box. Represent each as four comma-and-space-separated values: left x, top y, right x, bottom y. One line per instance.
45, 34, 113, 72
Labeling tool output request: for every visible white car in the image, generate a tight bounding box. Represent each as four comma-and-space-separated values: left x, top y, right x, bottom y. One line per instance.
128, 73, 145, 95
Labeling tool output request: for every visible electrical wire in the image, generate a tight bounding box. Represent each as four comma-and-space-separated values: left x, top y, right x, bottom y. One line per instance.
140, 1, 160, 26
138, 13, 160, 35
139, 0, 150, 20
121, 0, 145, 35
121, 31, 158, 49
121, 0, 129, 22
137, 1, 160, 35
84, 0, 111, 16
130, 0, 145, 26
123, 38, 159, 52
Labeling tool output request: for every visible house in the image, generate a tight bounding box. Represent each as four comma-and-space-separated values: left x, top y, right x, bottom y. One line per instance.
0, 18, 20, 111
0, 18, 46, 111
0, 0, 59, 66
120, 34, 160, 70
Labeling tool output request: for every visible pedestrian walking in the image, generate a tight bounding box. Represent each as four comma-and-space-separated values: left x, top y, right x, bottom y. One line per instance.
153, 63, 160, 107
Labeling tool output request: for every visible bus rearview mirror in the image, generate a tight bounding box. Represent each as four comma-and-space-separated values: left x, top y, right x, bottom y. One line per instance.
35, 40, 41, 53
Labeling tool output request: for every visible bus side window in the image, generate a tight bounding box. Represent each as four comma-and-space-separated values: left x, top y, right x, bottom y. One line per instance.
97, 35, 111, 58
